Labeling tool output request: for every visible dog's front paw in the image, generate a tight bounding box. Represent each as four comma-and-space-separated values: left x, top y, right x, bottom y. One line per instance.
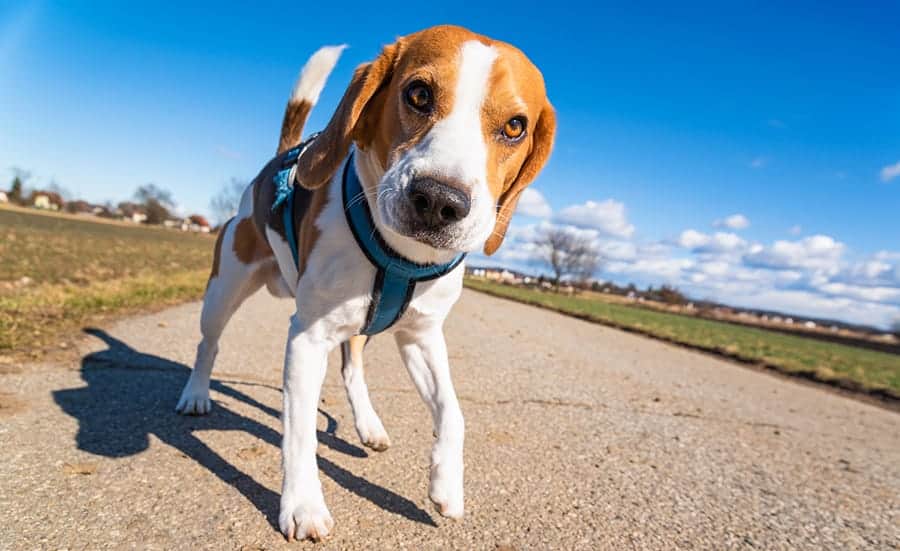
279, 491, 334, 542
429, 460, 464, 518
175, 384, 211, 415
356, 414, 391, 452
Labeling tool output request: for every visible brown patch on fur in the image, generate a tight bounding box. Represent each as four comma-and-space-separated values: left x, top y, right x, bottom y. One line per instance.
233, 216, 273, 264
482, 44, 556, 255
349, 335, 367, 366
278, 100, 312, 155
247, 150, 330, 279
483, 102, 556, 255
207, 217, 231, 288
251, 166, 276, 241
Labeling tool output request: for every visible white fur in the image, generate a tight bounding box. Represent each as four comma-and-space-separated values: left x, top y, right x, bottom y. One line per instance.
290, 45, 347, 105
178, 40, 496, 541
176, 185, 273, 414
341, 340, 391, 451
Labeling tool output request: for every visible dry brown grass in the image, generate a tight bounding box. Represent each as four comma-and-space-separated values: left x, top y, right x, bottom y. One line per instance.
0, 207, 214, 358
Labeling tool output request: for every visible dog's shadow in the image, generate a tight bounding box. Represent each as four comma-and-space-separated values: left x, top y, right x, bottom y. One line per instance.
53, 328, 435, 530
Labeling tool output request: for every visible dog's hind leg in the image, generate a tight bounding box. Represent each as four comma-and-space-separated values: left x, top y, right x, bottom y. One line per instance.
176, 217, 269, 415
340, 335, 391, 451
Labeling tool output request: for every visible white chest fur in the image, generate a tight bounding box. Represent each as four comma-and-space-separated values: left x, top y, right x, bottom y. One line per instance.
275, 159, 464, 343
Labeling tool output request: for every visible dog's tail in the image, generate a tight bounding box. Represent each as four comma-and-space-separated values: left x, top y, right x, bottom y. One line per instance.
277, 44, 347, 155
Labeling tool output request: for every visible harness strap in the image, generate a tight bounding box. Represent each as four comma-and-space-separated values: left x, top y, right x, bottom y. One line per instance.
271, 139, 316, 267
341, 152, 465, 335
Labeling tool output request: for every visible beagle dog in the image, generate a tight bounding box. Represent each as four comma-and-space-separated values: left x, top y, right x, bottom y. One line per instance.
175, 25, 555, 541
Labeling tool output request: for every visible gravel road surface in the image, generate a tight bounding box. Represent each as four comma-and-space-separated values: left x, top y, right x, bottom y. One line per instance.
1, 290, 898, 550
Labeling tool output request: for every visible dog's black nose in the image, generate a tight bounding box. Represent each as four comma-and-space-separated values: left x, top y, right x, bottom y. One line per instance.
407, 178, 471, 229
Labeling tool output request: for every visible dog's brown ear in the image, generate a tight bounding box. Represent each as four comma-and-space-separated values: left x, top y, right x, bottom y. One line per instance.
294, 42, 400, 190
483, 101, 557, 255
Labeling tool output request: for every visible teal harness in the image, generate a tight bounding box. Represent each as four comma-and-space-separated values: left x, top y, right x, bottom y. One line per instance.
272, 140, 465, 335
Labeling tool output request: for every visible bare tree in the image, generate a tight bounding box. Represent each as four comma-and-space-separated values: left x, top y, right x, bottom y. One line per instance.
8, 167, 31, 205
534, 226, 601, 288
209, 178, 246, 225
134, 184, 175, 225
47, 180, 71, 201
134, 183, 174, 208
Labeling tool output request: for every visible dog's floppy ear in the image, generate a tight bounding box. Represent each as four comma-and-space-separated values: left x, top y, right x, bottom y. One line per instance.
483, 100, 557, 255
294, 42, 400, 190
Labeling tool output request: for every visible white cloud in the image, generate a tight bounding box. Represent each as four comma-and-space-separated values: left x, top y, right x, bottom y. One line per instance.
476, 205, 900, 329
677, 229, 709, 249
750, 157, 768, 169
598, 240, 638, 261
833, 252, 900, 288
850, 259, 892, 281
880, 161, 900, 182
517, 188, 552, 218
677, 230, 747, 254
555, 199, 635, 238
607, 257, 694, 279
815, 282, 900, 305
743, 235, 844, 272
722, 288, 900, 328
713, 213, 750, 230
705, 232, 747, 253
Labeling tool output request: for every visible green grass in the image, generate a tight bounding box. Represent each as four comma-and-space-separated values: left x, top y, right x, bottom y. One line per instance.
0, 207, 214, 356
465, 278, 900, 398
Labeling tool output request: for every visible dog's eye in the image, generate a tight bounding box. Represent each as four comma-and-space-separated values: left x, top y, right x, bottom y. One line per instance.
502, 117, 527, 141
405, 81, 433, 113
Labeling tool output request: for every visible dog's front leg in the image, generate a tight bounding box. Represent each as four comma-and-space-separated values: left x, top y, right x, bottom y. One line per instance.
279, 315, 333, 541
395, 327, 465, 518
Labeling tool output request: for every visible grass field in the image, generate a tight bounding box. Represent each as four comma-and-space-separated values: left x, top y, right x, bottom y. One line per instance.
0, 207, 214, 356
465, 278, 900, 399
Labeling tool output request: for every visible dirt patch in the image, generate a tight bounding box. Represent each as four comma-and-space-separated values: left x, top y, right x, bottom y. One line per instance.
0, 392, 27, 417
237, 445, 267, 460
62, 462, 98, 475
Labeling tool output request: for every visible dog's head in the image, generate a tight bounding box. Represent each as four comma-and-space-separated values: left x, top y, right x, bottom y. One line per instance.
295, 25, 556, 262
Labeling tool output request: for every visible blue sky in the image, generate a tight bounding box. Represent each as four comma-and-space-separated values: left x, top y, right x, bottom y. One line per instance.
2, 1, 899, 327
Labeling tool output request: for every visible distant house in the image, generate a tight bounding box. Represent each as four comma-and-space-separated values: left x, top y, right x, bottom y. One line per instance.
0, 191, 7, 203
182, 214, 211, 233
469, 267, 525, 284
29, 190, 64, 211
65, 200, 94, 215
117, 202, 148, 224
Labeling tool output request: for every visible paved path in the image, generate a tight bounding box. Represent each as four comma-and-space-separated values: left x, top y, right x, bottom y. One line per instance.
1, 290, 898, 550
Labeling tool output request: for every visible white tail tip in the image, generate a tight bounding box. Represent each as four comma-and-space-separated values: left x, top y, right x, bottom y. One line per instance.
290, 44, 347, 106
